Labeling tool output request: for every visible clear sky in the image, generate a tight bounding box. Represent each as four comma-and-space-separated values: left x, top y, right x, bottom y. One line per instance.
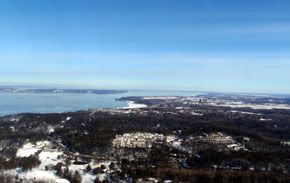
0, 0, 289, 93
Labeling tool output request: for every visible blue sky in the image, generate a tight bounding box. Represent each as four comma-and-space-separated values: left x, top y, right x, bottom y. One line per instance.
0, 0, 290, 93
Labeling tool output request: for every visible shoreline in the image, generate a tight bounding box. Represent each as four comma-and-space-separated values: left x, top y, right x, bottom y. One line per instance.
0, 100, 147, 118
122, 101, 147, 109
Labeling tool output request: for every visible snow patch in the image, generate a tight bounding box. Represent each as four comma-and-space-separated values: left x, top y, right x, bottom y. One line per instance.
123, 101, 147, 109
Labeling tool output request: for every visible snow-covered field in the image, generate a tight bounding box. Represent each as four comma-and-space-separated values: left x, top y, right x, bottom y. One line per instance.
4, 141, 113, 183
123, 101, 147, 109
16, 141, 51, 157
230, 110, 260, 115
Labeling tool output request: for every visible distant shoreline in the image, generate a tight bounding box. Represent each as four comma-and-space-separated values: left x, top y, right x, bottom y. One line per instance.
0, 88, 127, 95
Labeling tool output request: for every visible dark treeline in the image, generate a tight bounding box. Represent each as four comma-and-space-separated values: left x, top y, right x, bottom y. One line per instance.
124, 167, 290, 183
0, 156, 40, 171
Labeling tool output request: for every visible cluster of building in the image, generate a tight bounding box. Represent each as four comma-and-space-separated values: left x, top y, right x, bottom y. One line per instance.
112, 132, 165, 148
112, 132, 248, 152
140, 95, 290, 110
97, 108, 149, 116
196, 132, 247, 151
198, 132, 235, 144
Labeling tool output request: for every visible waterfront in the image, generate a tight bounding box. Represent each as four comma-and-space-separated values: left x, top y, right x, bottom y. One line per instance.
0, 90, 200, 116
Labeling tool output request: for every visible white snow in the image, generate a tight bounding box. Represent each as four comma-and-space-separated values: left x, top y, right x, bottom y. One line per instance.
82, 173, 98, 183
13, 141, 68, 182
23, 170, 69, 183
123, 101, 147, 109
66, 117, 72, 121
230, 110, 258, 115
96, 173, 106, 182
68, 163, 86, 173
47, 126, 55, 133
16, 143, 39, 157
10, 141, 113, 183
259, 118, 272, 121
38, 151, 63, 170
191, 111, 203, 116
166, 135, 178, 143
4, 156, 68, 183
68, 161, 113, 183
143, 96, 177, 100
62, 117, 72, 124
16, 141, 52, 157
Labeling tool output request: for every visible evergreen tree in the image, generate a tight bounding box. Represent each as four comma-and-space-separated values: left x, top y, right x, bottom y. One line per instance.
72, 170, 82, 183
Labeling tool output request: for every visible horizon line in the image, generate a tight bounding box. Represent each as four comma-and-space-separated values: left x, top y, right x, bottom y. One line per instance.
0, 84, 289, 97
